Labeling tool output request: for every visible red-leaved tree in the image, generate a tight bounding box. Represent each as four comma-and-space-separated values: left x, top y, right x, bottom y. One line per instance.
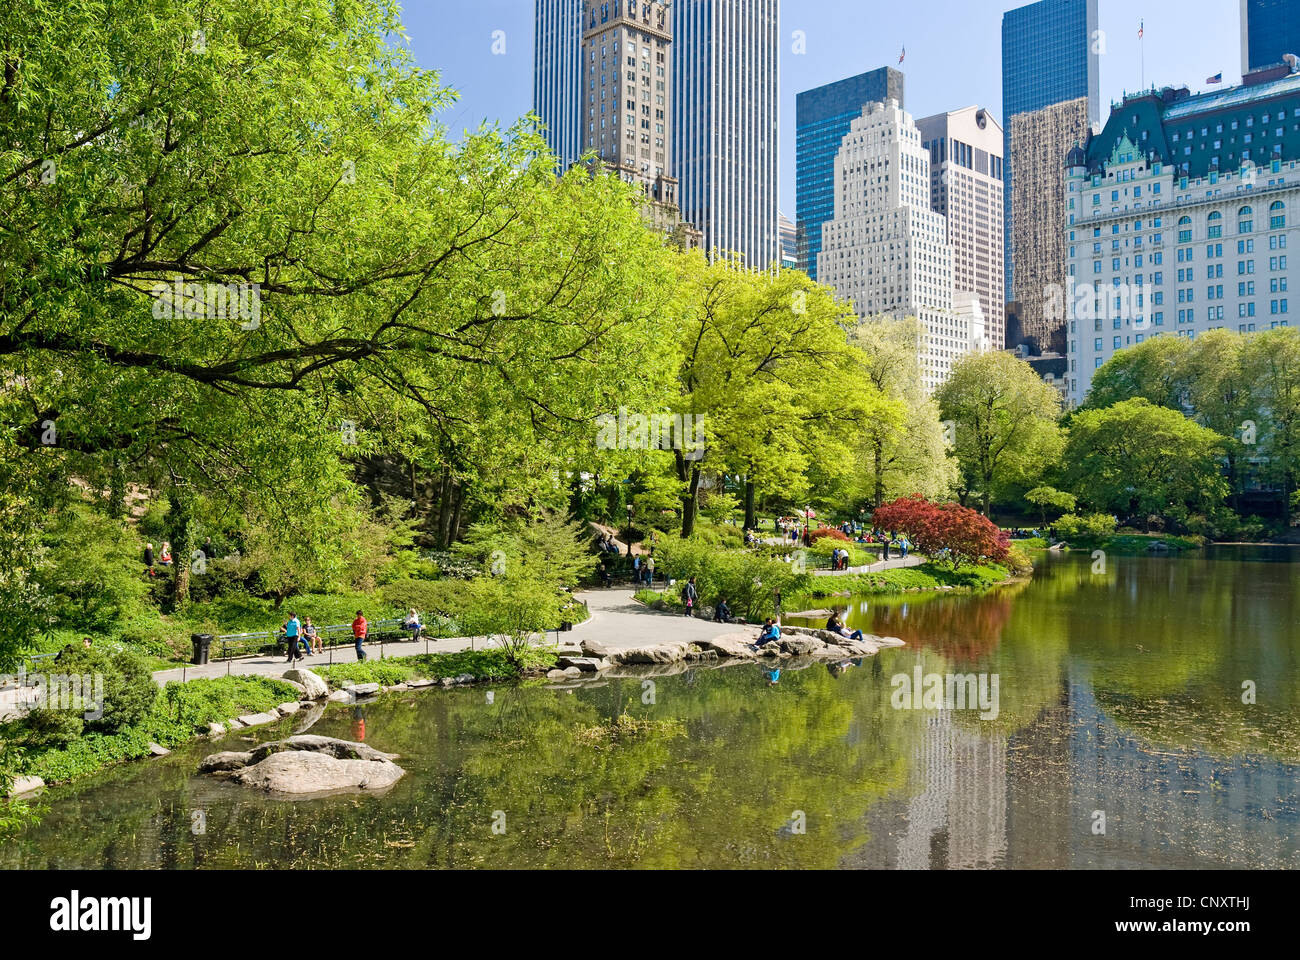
872, 496, 1010, 569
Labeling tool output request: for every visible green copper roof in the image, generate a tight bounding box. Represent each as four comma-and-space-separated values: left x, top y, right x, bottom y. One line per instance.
1083, 71, 1300, 179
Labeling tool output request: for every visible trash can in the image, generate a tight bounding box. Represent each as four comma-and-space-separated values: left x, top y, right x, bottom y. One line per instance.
560, 621, 573, 632
191, 633, 213, 665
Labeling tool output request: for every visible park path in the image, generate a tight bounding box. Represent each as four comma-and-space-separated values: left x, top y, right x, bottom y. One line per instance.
1, 557, 935, 717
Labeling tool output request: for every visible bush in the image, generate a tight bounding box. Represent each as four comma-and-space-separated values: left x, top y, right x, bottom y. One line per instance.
1056, 513, 1119, 540
810, 527, 850, 543
652, 536, 810, 622
873, 497, 1009, 569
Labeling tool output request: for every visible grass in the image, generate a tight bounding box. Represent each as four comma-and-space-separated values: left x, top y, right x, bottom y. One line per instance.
7, 674, 299, 785
314, 648, 556, 689
1069, 533, 1204, 553
793, 561, 1014, 601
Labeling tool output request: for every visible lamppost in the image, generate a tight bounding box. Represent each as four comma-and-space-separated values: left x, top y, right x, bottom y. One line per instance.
625, 503, 634, 555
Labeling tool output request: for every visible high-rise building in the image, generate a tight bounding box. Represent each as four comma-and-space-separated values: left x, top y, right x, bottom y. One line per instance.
1002, 0, 1100, 333
819, 100, 989, 393
1242, 0, 1300, 74
1009, 97, 1093, 351
918, 106, 1006, 348
538, 1, 698, 245
672, 0, 780, 268
1063, 69, 1300, 406
534, 0, 585, 170
795, 67, 905, 281
779, 211, 797, 269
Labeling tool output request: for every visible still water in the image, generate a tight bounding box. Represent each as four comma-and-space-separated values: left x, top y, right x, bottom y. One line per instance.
3, 547, 1297, 869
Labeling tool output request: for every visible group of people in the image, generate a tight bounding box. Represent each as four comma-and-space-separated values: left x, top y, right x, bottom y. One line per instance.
142, 541, 173, 576
281, 608, 423, 663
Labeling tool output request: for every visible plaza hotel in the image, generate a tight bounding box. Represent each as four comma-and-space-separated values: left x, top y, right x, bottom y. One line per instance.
1064, 63, 1300, 406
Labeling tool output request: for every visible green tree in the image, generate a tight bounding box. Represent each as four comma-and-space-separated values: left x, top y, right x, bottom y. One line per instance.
1024, 486, 1077, 529
1063, 399, 1228, 528
936, 352, 1064, 515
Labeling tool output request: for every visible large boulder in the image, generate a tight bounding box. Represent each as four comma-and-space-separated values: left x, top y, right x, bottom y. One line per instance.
5, 775, 44, 797
282, 668, 329, 700
237, 711, 280, 728
778, 637, 824, 657
200, 736, 404, 797
615, 642, 693, 665
341, 682, 380, 697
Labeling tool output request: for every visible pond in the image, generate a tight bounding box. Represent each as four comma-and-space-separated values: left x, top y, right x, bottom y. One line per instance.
3, 547, 1297, 869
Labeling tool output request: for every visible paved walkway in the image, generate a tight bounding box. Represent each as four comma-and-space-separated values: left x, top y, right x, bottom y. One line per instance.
812, 555, 925, 576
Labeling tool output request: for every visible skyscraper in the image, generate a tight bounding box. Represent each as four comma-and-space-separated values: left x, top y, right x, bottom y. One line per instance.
1002, 0, 1100, 335
672, 0, 780, 268
917, 106, 1006, 348
534, 0, 585, 170
820, 100, 988, 394
795, 67, 904, 280
1241, 0, 1300, 74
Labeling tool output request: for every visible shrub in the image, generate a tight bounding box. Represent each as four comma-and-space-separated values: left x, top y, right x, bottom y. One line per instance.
652, 536, 810, 621
873, 497, 1009, 569
1055, 513, 1119, 540
810, 527, 850, 542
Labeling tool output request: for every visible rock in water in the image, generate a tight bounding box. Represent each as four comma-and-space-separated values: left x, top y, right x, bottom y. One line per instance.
198, 736, 404, 797
282, 668, 329, 700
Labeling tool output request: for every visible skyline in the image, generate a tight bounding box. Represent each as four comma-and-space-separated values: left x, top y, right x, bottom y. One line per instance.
407, 0, 1242, 214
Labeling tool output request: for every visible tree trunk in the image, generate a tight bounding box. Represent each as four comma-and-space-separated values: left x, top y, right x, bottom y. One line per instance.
436, 466, 452, 549
168, 488, 192, 608
449, 481, 467, 544
679, 464, 702, 538
744, 479, 756, 531
873, 439, 885, 508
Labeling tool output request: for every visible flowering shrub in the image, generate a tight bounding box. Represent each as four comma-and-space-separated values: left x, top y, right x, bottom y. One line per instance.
872, 496, 1009, 569
810, 527, 850, 542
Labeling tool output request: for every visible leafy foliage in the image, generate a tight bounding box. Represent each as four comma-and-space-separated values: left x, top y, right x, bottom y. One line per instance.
872, 496, 1010, 569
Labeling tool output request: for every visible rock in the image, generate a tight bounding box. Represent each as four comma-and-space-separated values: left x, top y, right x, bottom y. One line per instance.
282, 668, 329, 700
438, 677, 456, 688
6, 775, 44, 797
147, 742, 171, 757
237, 712, 280, 728
202, 737, 404, 796
226, 718, 246, 729
699, 635, 761, 659
562, 666, 583, 678
327, 690, 354, 702
580, 638, 614, 659
407, 678, 436, 689
546, 669, 569, 680
453, 674, 475, 685
199, 751, 253, 773
342, 682, 380, 697
778, 637, 824, 657
387, 683, 409, 692
280, 679, 308, 696
206, 722, 227, 738
555, 645, 584, 658
615, 641, 693, 665
557, 657, 608, 672
276, 702, 301, 716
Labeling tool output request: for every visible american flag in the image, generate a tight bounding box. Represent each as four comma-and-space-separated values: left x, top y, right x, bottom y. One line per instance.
1206, 72, 1223, 84
898, 46, 905, 65
1138, 21, 1143, 39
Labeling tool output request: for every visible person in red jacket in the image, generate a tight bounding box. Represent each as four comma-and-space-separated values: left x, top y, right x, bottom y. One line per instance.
351, 611, 368, 661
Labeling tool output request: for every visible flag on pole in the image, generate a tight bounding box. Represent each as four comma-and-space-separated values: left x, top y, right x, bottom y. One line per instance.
898, 45, 905, 65
1138, 20, 1143, 39
1206, 72, 1223, 84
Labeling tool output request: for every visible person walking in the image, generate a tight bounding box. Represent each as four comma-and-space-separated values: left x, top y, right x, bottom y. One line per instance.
143, 542, 155, 577
352, 610, 368, 661
284, 612, 306, 662
882, 538, 891, 562
645, 555, 655, 587
682, 577, 698, 617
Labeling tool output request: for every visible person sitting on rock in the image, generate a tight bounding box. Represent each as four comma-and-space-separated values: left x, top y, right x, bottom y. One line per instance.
714, 597, 734, 623
753, 618, 781, 649
825, 612, 865, 642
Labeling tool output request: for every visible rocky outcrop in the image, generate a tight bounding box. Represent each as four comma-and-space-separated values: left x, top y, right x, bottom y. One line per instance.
282, 668, 329, 700
199, 736, 404, 796
5, 775, 45, 797
586, 627, 905, 668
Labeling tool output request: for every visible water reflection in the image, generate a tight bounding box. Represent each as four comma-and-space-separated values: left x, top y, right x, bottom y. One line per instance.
2, 549, 1297, 869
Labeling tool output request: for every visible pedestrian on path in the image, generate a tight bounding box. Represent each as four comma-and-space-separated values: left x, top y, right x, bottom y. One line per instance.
682, 577, 698, 617
284, 613, 307, 662
352, 610, 368, 661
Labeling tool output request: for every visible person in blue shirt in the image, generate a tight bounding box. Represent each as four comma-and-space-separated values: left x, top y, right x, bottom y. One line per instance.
752, 618, 780, 650
284, 613, 307, 662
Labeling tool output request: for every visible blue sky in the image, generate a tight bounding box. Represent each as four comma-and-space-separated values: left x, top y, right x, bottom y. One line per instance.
403, 0, 1242, 212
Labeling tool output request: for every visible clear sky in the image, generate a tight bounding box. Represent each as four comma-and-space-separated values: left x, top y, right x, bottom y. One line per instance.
402, 0, 1243, 213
